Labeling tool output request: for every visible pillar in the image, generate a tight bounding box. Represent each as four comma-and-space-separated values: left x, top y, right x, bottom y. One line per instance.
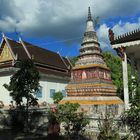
122, 52, 129, 110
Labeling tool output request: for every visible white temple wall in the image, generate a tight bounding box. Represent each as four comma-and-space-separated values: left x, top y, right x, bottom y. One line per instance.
38, 77, 68, 104
0, 74, 69, 107
0, 75, 12, 106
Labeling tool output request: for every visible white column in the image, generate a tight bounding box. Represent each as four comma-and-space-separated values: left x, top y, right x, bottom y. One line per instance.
122, 52, 129, 110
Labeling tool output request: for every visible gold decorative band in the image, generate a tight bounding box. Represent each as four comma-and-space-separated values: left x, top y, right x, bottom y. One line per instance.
60, 100, 123, 105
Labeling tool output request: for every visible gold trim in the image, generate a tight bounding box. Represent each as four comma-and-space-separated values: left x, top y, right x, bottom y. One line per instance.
67, 93, 116, 96
66, 83, 116, 88
73, 64, 110, 70
0, 44, 13, 62
60, 100, 123, 105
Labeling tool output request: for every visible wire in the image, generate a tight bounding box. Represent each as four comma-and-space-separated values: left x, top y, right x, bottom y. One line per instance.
40, 36, 83, 45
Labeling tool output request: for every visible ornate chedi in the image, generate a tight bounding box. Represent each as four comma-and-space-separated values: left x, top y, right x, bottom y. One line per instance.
60, 7, 123, 113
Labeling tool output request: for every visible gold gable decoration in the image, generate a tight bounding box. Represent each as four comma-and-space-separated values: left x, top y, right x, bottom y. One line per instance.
0, 44, 13, 62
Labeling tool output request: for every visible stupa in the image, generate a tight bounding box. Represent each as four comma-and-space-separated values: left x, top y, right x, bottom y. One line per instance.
60, 7, 123, 114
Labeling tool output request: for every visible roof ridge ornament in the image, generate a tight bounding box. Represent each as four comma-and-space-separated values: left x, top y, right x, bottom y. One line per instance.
1, 32, 5, 38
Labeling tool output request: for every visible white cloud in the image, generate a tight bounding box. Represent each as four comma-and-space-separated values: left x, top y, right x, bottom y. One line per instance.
113, 18, 140, 35
0, 0, 140, 39
94, 0, 140, 18
0, 17, 17, 32
96, 24, 110, 50
96, 18, 140, 50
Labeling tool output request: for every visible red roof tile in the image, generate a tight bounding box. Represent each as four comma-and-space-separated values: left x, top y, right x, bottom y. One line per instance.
0, 37, 71, 78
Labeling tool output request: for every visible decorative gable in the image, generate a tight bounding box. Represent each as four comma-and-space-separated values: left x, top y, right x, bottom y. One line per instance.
0, 44, 13, 62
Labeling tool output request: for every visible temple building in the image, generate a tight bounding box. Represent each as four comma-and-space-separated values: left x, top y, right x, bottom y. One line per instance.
60, 7, 123, 114
0, 33, 71, 108
109, 28, 140, 110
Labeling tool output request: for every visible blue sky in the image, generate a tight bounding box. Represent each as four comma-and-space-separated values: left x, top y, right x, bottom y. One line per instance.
0, 0, 140, 57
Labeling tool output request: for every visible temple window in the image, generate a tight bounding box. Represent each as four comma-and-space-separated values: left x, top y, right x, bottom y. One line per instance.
50, 89, 55, 98
36, 86, 43, 98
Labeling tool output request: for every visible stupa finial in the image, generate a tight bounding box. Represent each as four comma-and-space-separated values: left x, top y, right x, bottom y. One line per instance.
88, 7, 93, 21
86, 7, 94, 32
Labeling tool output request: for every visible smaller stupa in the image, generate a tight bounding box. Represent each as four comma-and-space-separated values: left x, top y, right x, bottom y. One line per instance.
60, 7, 123, 114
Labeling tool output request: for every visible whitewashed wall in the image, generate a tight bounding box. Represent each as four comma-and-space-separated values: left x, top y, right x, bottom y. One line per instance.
39, 77, 68, 104
0, 75, 12, 106
0, 74, 69, 107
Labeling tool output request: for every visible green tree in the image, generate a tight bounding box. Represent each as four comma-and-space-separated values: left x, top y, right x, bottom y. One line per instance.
4, 59, 40, 106
58, 103, 89, 136
98, 112, 120, 140
48, 102, 89, 138
121, 83, 140, 140
53, 91, 63, 104
4, 59, 40, 132
98, 109, 133, 140
69, 57, 78, 66
103, 52, 133, 100
103, 52, 123, 98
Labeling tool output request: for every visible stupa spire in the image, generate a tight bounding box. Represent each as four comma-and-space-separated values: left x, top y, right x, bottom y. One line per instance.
88, 7, 93, 21
86, 7, 94, 32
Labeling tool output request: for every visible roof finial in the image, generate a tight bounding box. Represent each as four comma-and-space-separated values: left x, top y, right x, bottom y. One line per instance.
88, 7, 93, 21
1, 32, 5, 38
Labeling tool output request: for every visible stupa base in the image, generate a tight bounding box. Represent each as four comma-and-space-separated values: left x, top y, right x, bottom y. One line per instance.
60, 96, 124, 116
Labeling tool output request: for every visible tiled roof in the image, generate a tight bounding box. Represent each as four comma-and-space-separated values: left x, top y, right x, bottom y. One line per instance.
23, 41, 68, 70
0, 36, 71, 77
109, 28, 140, 45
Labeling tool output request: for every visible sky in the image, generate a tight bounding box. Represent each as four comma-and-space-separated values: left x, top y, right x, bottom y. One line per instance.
0, 0, 140, 57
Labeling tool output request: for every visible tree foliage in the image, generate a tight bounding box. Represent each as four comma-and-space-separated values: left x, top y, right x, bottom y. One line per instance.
103, 52, 123, 97
121, 83, 140, 140
53, 91, 63, 104
103, 52, 134, 100
69, 57, 78, 66
48, 102, 89, 137
3, 59, 40, 132
98, 112, 120, 140
98, 109, 133, 140
4, 59, 40, 106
